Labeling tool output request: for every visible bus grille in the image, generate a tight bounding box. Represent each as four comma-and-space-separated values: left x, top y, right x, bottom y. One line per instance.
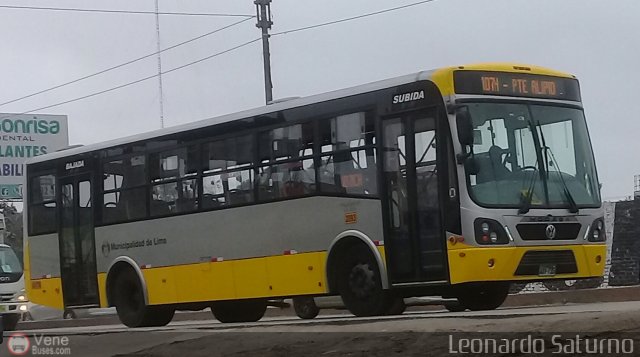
514, 250, 578, 276
516, 223, 581, 241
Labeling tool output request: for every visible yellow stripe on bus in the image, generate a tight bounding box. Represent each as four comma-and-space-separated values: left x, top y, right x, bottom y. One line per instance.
27, 277, 64, 310
447, 244, 606, 284
32, 246, 387, 308
142, 251, 330, 305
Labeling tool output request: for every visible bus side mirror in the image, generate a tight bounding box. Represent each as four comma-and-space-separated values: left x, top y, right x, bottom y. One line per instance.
456, 107, 474, 147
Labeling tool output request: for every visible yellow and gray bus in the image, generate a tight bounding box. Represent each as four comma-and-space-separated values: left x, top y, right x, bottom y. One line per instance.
24, 63, 606, 327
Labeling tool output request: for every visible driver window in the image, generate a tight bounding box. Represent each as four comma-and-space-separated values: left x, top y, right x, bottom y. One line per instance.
470, 118, 511, 185
539, 121, 576, 176
473, 119, 508, 155
515, 127, 537, 168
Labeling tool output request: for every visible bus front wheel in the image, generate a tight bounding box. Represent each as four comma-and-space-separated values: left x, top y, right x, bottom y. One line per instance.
456, 282, 510, 311
336, 245, 392, 317
211, 299, 267, 323
112, 269, 175, 327
384, 297, 406, 315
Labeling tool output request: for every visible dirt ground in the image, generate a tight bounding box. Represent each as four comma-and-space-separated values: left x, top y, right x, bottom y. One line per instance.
115, 305, 640, 357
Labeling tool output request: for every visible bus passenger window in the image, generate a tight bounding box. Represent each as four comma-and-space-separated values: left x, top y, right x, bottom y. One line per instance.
318, 112, 377, 196
202, 135, 255, 208
258, 123, 315, 200
101, 155, 148, 223
149, 146, 199, 216
28, 174, 57, 234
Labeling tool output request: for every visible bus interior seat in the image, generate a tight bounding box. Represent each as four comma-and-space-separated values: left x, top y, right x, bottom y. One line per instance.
176, 197, 197, 212
150, 199, 172, 216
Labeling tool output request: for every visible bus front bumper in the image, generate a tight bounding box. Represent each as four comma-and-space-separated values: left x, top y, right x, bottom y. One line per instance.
447, 244, 606, 285
0, 300, 29, 315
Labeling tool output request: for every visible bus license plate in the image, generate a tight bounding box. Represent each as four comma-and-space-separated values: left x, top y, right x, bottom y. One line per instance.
0, 305, 6, 312
539, 264, 557, 276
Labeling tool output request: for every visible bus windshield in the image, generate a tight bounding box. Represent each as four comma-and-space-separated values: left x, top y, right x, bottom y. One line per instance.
465, 102, 600, 209
0, 246, 22, 274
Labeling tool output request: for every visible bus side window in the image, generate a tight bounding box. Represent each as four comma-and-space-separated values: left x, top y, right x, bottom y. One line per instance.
28, 174, 57, 234
258, 123, 315, 200
202, 135, 255, 208
318, 112, 377, 196
102, 156, 147, 223
149, 146, 199, 216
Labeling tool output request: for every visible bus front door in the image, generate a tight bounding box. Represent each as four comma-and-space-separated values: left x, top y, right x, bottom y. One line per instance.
59, 174, 100, 307
382, 111, 448, 284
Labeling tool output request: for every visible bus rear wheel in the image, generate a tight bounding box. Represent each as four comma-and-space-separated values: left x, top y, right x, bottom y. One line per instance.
456, 282, 510, 311
211, 299, 267, 323
293, 297, 319, 319
385, 297, 406, 315
112, 269, 175, 327
336, 245, 392, 317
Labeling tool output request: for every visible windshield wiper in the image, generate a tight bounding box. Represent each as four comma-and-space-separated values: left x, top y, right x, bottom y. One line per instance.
541, 148, 579, 213
536, 120, 579, 214
519, 116, 546, 214
518, 166, 538, 214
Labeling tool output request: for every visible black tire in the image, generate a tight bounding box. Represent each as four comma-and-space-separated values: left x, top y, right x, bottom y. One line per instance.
211, 299, 267, 323
63, 309, 77, 319
112, 269, 175, 327
456, 282, 510, 311
293, 297, 319, 319
444, 301, 466, 312
336, 245, 392, 317
385, 297, 406, 315
3, 314, 20, 331
22, 312, 33, 322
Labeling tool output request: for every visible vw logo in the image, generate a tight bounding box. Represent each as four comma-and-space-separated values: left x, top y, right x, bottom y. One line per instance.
545, 224, 557, 240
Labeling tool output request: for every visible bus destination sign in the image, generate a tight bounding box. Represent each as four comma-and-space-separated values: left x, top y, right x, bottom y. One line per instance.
454, 71, 581, 101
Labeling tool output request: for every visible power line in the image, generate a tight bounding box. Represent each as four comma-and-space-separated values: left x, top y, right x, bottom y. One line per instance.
0, 5, 253, 17
0, 38, 261, 121
0, 1, 439, 119
0, 17, 254, 109
271, 0, 436, 36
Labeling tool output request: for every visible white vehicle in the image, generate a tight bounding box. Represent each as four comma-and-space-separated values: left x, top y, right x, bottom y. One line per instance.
0, 243, 28, 330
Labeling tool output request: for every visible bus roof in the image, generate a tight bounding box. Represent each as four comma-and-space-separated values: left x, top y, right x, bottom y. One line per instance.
26, 62, 574, 165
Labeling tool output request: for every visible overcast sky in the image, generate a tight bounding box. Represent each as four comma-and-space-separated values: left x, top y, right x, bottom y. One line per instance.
0, 0, 637, 200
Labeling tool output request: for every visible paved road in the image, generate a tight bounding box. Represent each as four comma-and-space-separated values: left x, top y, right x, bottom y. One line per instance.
3, 301, 640, 356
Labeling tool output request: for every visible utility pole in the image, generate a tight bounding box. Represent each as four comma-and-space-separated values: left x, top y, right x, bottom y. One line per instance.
255, 0, 273, 104
155, 0, 165, 128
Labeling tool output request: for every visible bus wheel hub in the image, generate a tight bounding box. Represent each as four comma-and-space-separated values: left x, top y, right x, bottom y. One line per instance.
349, 263, 375, 298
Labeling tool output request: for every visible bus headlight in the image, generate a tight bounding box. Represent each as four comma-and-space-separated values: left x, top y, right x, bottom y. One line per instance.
474, 218, 509, 245
13, 289, 26, 302
588, 218, 606, 242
